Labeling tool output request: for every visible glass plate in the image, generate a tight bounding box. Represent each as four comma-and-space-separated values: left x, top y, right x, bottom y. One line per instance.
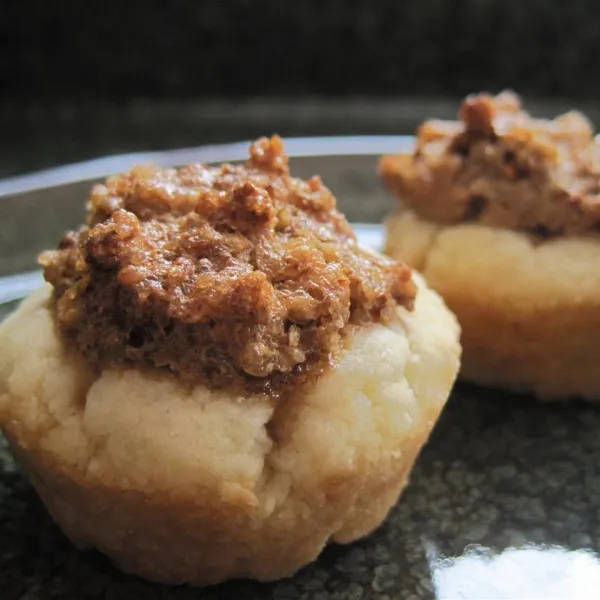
1, 137, 599, 600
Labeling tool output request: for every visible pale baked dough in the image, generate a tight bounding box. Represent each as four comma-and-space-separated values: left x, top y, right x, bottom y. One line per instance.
0, 275, 460, 586
386, 208, 600, 400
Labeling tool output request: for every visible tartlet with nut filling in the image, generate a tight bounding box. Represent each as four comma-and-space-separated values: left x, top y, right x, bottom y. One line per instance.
0, 136, 460, 586
381, 91, 600, 400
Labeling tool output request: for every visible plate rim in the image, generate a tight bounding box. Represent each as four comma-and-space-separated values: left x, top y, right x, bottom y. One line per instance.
0, 135, 414, 198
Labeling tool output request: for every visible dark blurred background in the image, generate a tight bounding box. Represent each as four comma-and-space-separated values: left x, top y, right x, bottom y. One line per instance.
2, 0, 600, 177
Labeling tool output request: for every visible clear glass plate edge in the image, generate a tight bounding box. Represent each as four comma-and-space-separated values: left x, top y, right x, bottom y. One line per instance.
0, 135, 413, 198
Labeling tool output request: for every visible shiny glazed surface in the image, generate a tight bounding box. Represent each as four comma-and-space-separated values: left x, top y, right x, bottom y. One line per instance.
41, 137, 413, 394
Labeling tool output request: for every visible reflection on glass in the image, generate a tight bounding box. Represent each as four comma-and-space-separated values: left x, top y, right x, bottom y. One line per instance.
428, 542, 600, 599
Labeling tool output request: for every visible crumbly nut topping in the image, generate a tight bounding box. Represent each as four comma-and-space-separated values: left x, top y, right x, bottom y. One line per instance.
380, 91, 600, 236
41, 136, 415, 395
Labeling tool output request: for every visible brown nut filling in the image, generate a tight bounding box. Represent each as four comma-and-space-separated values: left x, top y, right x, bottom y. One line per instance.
380, 91, 600, 237
41, 136, 415, 396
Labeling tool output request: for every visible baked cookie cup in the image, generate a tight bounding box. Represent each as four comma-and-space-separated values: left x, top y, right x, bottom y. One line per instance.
386, 208, 600, 400
0, 137, 460, 586
381, 91, 600, 401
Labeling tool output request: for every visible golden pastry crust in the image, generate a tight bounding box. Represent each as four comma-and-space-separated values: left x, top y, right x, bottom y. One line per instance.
386, 208, 600, 400
40, 136, 414, 396
0, 276, 460, 586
